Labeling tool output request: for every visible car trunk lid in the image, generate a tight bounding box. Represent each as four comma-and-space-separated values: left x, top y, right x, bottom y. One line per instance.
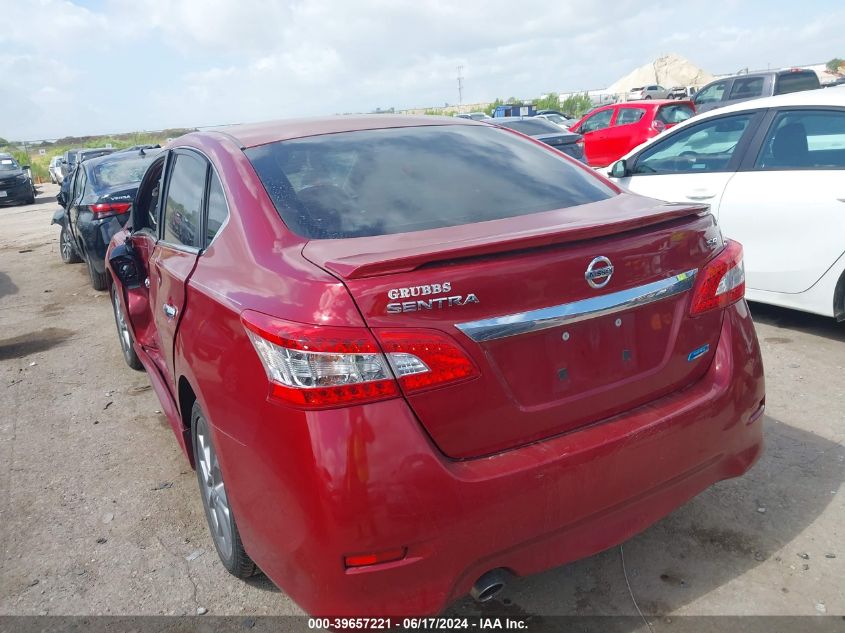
303, 193, 724, 459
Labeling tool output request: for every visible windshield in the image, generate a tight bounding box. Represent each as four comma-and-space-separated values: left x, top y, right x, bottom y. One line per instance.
0, 158, 20, 171
91, 156, 155, 188
247, 125, 614, 239
493, 118, 562, 135
656, 104, 695, 125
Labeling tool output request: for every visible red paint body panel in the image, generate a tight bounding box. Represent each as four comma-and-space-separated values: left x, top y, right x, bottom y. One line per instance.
571, 101, 696, 167
105, 116, 763, 618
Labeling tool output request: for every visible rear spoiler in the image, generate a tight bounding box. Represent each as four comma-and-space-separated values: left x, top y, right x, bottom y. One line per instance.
303, 195, 709, 279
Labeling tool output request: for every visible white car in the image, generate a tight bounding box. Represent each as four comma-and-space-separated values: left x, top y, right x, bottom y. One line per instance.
48, 156, 63, 184
627, 85, 671, 100
608, 86, 845, 319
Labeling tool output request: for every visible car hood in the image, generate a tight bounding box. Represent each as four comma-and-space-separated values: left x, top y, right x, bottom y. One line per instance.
0, 168, 26, 179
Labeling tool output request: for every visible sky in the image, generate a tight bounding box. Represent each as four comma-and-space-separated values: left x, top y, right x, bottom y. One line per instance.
2, 0, 843, 140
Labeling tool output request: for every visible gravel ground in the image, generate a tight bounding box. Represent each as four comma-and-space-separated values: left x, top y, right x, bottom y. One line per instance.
1, 185, 842, 620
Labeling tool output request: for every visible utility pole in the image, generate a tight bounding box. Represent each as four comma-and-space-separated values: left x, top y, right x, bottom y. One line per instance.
457, 66, 464, 106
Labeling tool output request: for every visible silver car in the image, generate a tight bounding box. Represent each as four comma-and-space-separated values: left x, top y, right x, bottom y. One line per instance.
627, 85, 671, 100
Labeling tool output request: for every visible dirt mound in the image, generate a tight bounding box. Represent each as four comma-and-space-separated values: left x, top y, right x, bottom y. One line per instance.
608, 53, 714, 94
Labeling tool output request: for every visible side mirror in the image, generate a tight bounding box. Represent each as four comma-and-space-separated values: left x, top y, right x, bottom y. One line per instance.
22, 165, 30, 170
610, 159, 629, 178
57, 192, 67, 207
109, 241, 142, 289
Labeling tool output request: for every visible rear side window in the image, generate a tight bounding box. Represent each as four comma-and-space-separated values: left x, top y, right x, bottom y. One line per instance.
247, 125, 614, 239
162, 152, 206, 248
205, 171, 229, 246
755, 110, 845, 169
729, 77, 765, 100
774, 72, 820, 95
656, 104, 694, 125
615, 108, 646, 125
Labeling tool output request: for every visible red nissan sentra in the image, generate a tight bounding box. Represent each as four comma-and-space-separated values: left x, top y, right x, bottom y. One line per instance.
105, 115, 764, 617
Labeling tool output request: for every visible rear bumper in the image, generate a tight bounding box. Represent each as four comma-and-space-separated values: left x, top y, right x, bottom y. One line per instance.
212, 301, 764, 617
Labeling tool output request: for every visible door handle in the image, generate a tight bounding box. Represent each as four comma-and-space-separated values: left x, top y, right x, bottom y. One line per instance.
686, 191, 716, 200
163, 303, 177, 320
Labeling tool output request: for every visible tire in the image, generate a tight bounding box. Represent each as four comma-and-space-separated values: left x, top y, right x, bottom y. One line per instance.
644, 95, 652, 100
59, 225, 82, 264
86, 252, 109, 291
191, 402, 258, 579
110, 285, 143, 371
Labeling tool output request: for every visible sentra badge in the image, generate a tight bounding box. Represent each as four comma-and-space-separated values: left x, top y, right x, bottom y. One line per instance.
386, 282, 479, 314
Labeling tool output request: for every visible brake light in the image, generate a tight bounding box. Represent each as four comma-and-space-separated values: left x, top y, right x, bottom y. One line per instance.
689, 240, 745, 315
241, 312, 479, 408
376, 329, 479, 393
91, 202, 131, 218
241, 311, 398, 408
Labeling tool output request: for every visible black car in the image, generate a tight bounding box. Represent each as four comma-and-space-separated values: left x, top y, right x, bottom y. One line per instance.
0, 153, 36, 205
53, 148, 162, 290
61, 147, 116, 180
484, 116, 586, 162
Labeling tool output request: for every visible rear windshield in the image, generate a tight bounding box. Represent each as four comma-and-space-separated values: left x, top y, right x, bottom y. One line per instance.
775, 72, 820, 95
247, 125, 614, 239
656, 104, 695, 124
492, 119, 561, 135
91, 157, 154, 188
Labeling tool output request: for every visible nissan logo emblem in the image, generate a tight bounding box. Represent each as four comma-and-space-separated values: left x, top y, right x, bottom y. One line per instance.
585, 256, 614, 289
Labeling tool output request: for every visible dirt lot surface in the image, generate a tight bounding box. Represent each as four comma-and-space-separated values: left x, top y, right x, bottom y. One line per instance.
1, 185, 843, 619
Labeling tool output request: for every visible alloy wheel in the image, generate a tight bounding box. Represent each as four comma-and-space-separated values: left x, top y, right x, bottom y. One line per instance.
61, 229, 74, 262
195, 415, 234, 560
112, 289, 132, 357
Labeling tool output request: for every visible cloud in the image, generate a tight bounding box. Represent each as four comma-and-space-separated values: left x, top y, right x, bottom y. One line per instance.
1, 0, 843, 139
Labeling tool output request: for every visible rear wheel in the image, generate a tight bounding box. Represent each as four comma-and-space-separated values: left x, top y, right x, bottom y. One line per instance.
111, 285, 143, 371
60, 225, 82, 264
192, 402, 258, 579
86, 252, 109, 291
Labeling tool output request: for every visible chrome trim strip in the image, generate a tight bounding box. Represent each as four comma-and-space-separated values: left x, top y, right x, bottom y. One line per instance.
456, 269, 698, 342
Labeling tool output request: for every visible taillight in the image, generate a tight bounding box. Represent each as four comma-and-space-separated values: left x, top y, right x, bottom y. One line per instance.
376, 329, 479, 394
689, 240, 745, 316
241, 312, 479, 408
241, 310, 398, 408
91, 202, 131, 218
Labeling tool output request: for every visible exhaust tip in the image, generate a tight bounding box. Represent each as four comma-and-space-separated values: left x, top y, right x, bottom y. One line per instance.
470, 568, 511, 603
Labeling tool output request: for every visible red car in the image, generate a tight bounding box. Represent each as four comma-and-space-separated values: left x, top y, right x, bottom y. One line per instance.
570, 100, 696, 167
106, 115, 764, 617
